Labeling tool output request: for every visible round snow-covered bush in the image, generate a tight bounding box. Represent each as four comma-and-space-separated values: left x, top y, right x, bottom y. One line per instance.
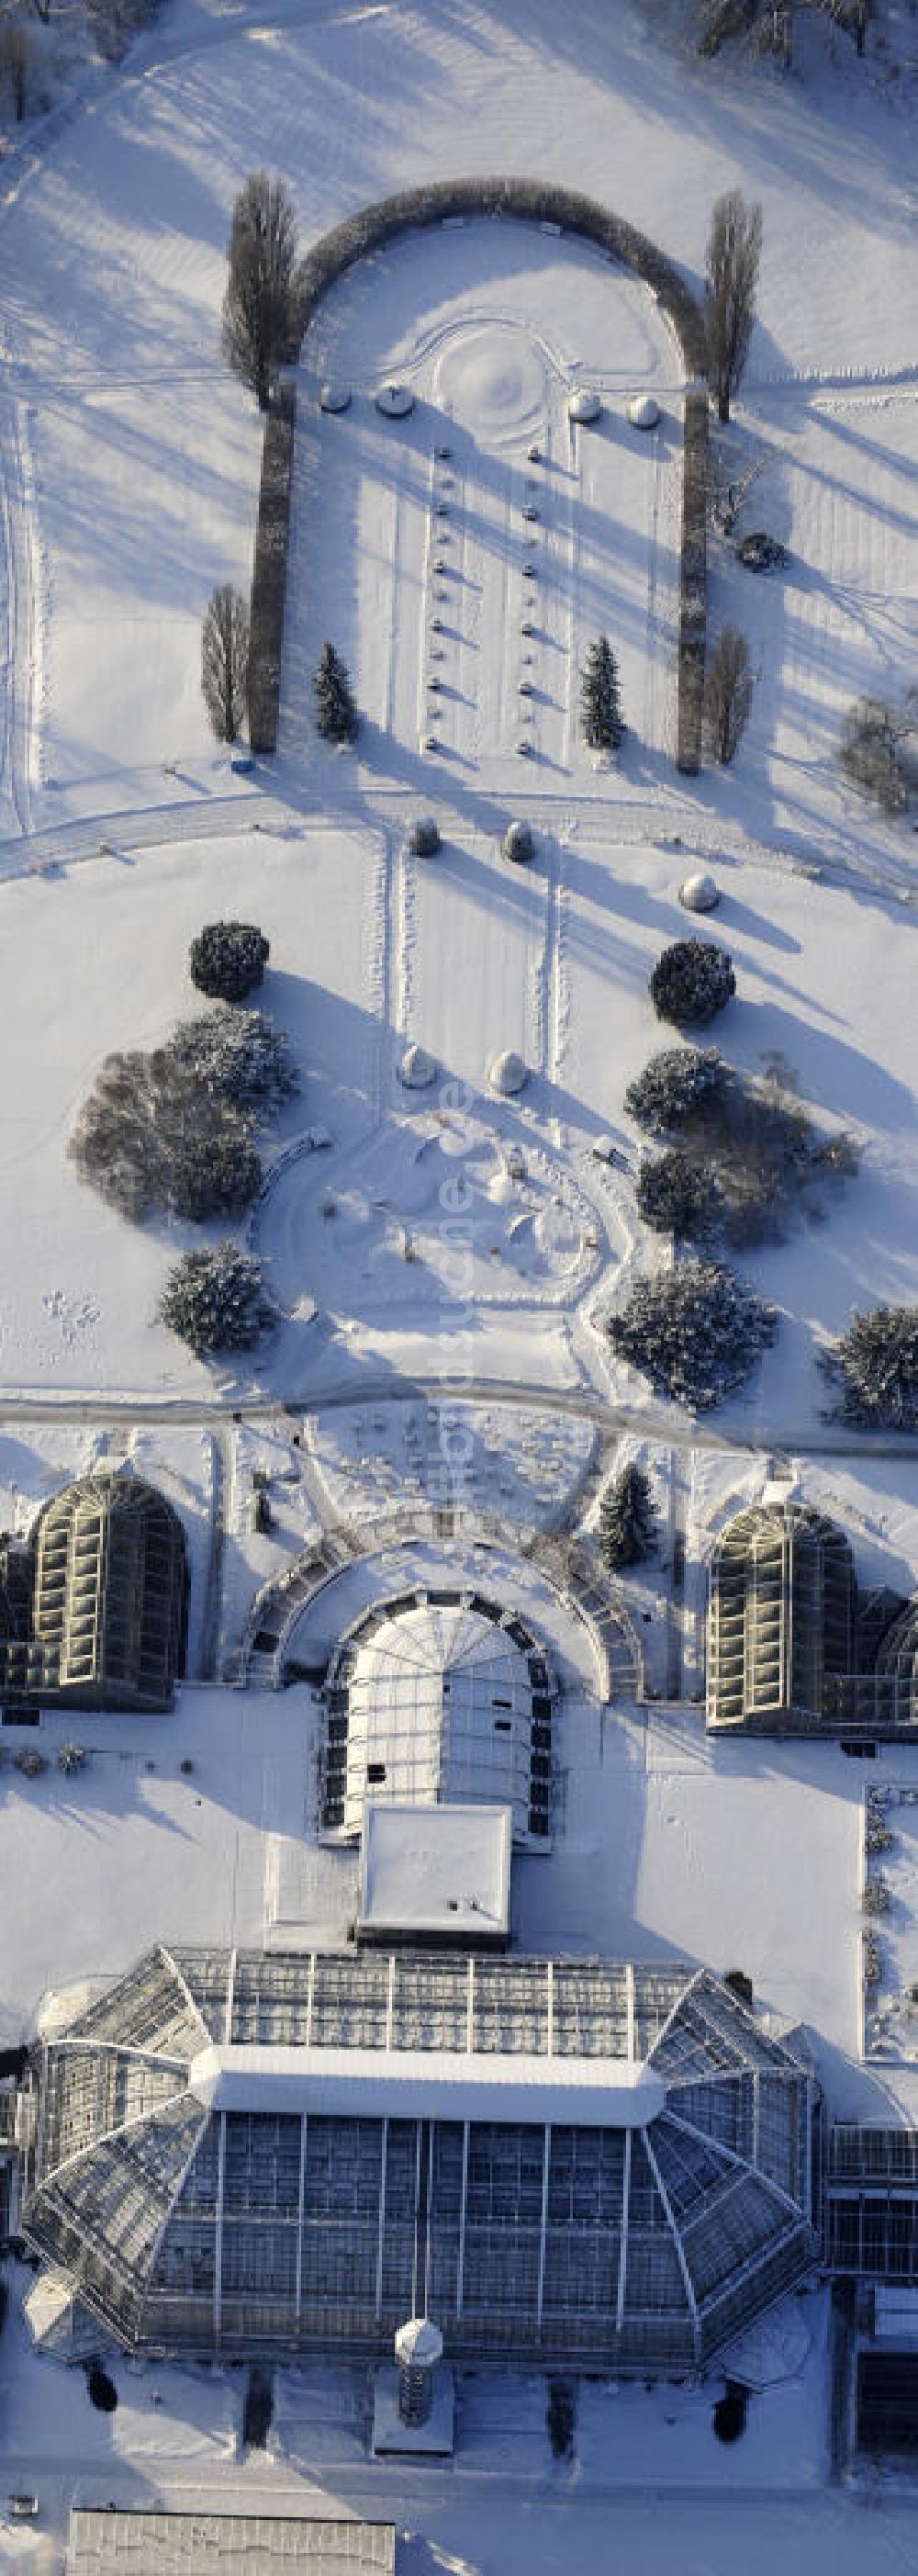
409, 816, 442, 857
189, 921, 269, 1003
160, 1243, 273, 1357
624, 1047, 730, 1136
820, 1304, 918, 1430
637, 1148, 714, 1239
650, 939, 735, 1028
168, 1009, 298, 1113
607, 1258, 777, 1410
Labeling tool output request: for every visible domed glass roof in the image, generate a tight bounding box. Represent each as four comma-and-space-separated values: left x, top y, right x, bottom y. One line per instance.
323, 1590, 554, 1844
23, 1945, 818, 2375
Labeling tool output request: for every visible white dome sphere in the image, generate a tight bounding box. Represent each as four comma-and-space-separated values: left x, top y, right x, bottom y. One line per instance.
398, 1043, 438, 1088
488, 1049, 528, 1097
678, 871, 721, 914
395, 2316, 443, 2368
627, 393, 661, 430
568, 388, 601, 424
319, 382, 352, 414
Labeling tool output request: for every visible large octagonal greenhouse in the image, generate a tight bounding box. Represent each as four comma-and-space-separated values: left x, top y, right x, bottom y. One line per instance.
23, 1945, 819, 2373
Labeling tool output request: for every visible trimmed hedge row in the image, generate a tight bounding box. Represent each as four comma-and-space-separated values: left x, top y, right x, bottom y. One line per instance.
677, 389, 709, 776
248, 380, 297, 756
247, 178, 708, 765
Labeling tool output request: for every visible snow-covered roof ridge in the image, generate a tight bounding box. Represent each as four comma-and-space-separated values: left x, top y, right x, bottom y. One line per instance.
187, 2040, 668, 2130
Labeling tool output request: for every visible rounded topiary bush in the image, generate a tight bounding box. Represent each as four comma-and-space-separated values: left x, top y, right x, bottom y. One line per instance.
820, 1304, 918, 1430
607, 1258, 777, 1410
624, 1047, 731, 1136
409, 815, 442, 858
169, 1009, 298, 1113
189, 921, 270, 1003
160, 1243, 273, 1357
502, 819, 534, 864
637, 1148, 714, 1240
650, 939, 735, 1029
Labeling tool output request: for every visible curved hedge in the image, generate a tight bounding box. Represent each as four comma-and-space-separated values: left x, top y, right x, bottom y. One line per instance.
248, 178, 707, 769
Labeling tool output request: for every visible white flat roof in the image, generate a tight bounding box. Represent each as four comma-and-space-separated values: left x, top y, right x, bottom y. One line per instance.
189, 2042, 666, 2130
359, 1801, 511, 1935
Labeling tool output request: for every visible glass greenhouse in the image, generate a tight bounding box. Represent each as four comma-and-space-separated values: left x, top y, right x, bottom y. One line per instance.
23, 1945, 819, 2372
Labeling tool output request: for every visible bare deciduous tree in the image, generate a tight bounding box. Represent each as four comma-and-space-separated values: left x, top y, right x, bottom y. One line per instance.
201, 584, 250, 743
839, 695, 914, 815
703, 626, 754, 764
704, 191, 763, 425
221, 171, 298, 412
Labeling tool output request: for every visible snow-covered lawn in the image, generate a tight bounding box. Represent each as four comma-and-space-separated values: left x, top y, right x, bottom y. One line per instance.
282, 221, 680, 782
0, 1684, 313, 2044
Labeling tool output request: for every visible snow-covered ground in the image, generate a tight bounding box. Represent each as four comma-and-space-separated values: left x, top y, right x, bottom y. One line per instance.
283, 223, 680, 781
0, 813, 913, 1427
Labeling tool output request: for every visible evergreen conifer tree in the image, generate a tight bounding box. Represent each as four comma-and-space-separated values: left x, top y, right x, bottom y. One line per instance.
313, 642, 359, 744
599, 1464, 658, 1570
580, 636, 623, 752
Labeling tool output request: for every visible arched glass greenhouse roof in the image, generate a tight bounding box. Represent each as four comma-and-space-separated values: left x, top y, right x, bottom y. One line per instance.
24, 1945, 818, 2373
321, 1590, 554, 1844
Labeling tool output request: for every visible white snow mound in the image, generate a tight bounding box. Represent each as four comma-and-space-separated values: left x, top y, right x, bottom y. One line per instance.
488, 1050, 529, 1096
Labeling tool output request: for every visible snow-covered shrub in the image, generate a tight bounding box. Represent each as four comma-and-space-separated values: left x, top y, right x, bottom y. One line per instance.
820, 1305, 918, 1430
160, 1243, 273, 1357
650, 939, 735, 1028
625, 1047, 731, 1136
607, 1258, 777, 1409
626, 1048, 856, 1248
637, 1147, 715, 1240
598, 1463, 658, 1569
169, 1009, 298, 1114
313, 642, 359, 743
69, 1050, 261, 1224
502, 819, 534, 864
839, 698, 910, 816
409, 816, 441, 857
189, 921, 269, 1003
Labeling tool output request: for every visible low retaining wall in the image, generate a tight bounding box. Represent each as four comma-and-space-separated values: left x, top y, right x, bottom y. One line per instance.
247, 178, 708, 769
